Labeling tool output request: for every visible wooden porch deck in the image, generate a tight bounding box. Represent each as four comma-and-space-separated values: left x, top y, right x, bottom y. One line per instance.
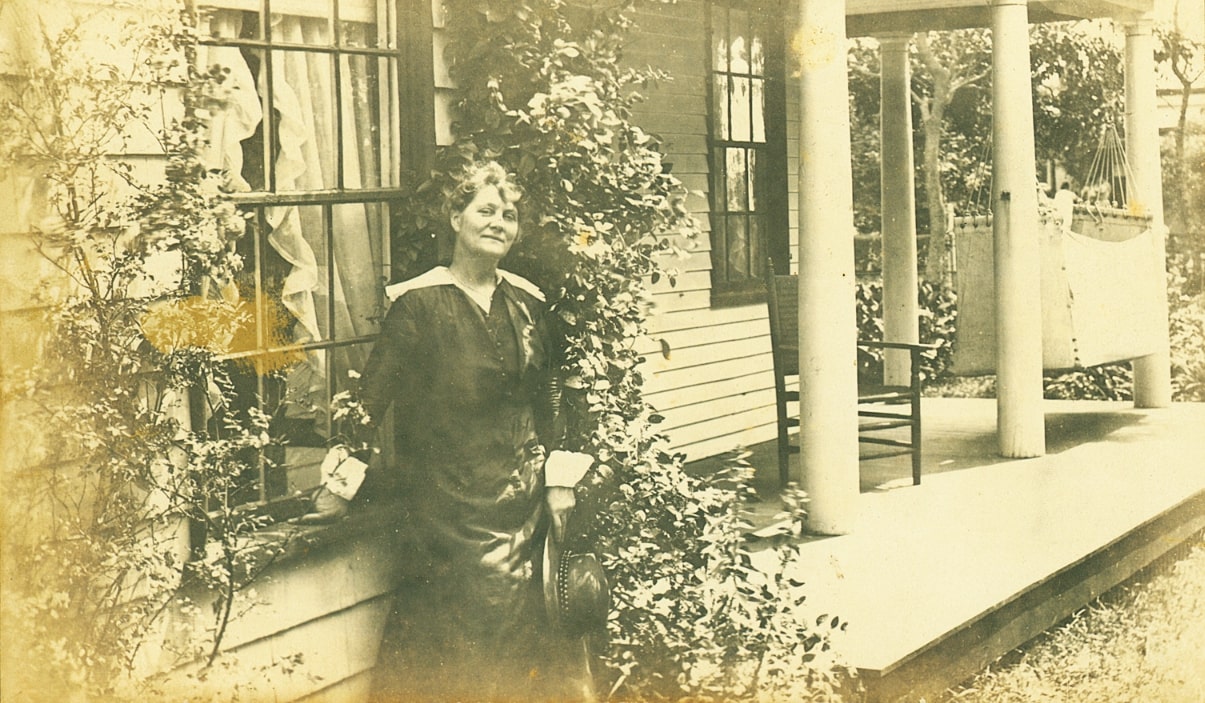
701, 398, 1205, 702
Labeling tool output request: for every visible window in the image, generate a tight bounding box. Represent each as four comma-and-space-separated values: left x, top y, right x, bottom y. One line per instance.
706, 0, 788, 306
193, 0, 429, 508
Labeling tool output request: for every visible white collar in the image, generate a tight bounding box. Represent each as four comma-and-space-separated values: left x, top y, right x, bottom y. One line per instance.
384, 266, 545, 303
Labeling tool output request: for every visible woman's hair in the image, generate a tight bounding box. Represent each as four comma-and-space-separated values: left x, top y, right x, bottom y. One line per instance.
445, 161, 524, 216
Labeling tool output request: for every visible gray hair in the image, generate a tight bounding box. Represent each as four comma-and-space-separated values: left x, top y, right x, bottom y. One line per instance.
445, 161, 524, 216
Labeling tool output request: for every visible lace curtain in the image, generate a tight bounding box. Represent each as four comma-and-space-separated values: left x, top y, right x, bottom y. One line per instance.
200, 8, 386, 437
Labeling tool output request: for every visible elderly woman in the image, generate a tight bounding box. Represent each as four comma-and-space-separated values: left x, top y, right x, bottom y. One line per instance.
347, 161, 591, 701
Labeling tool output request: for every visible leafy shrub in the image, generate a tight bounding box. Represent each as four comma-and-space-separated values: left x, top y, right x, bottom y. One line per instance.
575, 450, 854, 702
1167, 250, 1205, 402
1043, 364, 1133, 400
0, 9, 287, 699
855, 279, 958, 384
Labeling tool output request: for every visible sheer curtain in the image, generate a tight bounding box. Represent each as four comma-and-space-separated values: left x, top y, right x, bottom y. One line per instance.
200, 8, 385, 435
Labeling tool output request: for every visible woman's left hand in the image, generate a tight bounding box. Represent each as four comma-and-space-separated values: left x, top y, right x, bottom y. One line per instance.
546, 486, 576, 542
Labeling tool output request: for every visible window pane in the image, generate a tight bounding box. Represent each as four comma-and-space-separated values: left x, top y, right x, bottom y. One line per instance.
266, 363, 328, 499
272, 1, 336, 41
729, 22, 749, 73
198, 44, 268, 191
726, 215, 749, 280
747, 148, 758, 210
712, 147, 728, 209
711, 218, 728, 284
726, 148, 747, 211
342, 53, 391, 188
751, 35, 764, 75
272, 48, 337, 190
752, 77, 765, 143
729, 76, 751, 142
714, 34, 729, 74
330, 202, 386, 340
748, 214, 761, 278
339, 0, 380, 47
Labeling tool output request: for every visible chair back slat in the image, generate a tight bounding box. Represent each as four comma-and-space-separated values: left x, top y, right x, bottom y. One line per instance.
762, 257, 926, 486
765, 261, 799, 376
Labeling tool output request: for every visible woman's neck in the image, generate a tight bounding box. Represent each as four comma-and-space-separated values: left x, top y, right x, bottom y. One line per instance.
448, 258, 498, 289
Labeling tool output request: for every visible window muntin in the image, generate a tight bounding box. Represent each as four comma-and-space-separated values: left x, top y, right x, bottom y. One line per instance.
707, 0, 785, 305
195, 0, 403, 507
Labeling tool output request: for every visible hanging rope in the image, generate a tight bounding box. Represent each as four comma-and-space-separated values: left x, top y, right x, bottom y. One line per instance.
967, 135, 995, 216
1082, 123, 1136, 209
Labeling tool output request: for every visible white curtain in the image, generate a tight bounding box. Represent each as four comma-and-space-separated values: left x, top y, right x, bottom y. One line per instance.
200, 9, 386, 432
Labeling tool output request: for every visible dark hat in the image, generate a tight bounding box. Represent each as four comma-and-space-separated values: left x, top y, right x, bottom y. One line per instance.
543, 533, 610, 637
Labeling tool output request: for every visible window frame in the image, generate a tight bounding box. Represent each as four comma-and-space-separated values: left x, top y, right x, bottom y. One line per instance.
191, 0, 434, 514
704, 0, 790, 307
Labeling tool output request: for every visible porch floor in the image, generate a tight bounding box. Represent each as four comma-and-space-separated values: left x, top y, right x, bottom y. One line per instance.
688, 398, 1205, 702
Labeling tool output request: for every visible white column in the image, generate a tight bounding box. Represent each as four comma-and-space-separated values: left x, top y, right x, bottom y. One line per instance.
991, 0, 1045, 458
1125, 17, 1173, 408
796, 0, 860, 534
878, 33, 920, 386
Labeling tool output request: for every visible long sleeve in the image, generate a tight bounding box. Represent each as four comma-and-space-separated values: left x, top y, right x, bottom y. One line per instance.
352, 295, 421, 454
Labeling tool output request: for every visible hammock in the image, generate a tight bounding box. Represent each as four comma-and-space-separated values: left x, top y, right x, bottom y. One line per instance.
949, 210, 1162, 374
949, 125, 1163, 375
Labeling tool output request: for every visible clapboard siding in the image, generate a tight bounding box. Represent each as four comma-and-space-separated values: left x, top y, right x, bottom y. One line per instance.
646, 357, 773, 410
664, 405, 780, 460
657, 386, 779, 431
646, 371, 777, 421
650, 303, 769, 334
157, 516, 410, 702
620, 0, 804, 461
639, 316, 769, 355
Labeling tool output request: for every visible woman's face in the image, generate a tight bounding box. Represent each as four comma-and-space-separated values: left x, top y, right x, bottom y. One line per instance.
450, 185, 519, 263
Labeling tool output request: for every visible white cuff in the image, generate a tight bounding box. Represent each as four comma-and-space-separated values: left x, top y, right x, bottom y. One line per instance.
544, 450, 593, 487
320, 446, 368, 501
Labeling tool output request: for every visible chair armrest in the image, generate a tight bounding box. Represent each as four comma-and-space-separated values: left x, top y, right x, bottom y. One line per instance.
857, 340, 939, 352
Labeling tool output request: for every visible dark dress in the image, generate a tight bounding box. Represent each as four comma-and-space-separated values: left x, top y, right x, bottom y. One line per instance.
358, 267, 567, 702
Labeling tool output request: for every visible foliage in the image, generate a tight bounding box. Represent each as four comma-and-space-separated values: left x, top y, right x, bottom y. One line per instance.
386, 0, 854, 699
846, 40, 883, 236
1043, 364, 1133, 401
855, 279, 958, 384
847, 22, 1125, 277
1156, 20, 1205, 236
1029, 21, 1126, 181
1167, 250, 1205, 402
0, 6, 286, 699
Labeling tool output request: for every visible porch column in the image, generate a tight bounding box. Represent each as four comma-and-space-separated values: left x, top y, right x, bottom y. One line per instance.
878, 33, 920, 386
991, 0, 1045, 457
1125, 17, 1172, 408
796, 0, 860, 534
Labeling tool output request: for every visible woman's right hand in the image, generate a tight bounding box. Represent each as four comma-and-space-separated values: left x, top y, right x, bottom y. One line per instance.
546, 486, 576, 543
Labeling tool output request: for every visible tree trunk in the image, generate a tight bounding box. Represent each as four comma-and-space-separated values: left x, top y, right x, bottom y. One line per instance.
922, 103, 949, 282
915, 34, 955, 284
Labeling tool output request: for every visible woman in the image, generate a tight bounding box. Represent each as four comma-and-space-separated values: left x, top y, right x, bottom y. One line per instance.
351, 162, 590, 701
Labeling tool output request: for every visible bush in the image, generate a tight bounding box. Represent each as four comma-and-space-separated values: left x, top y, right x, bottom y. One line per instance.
1043, 364, 1133, 400
855, 279, 958, 384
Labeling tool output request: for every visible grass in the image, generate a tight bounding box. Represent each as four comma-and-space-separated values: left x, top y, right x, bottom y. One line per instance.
937, 536, 1205, 703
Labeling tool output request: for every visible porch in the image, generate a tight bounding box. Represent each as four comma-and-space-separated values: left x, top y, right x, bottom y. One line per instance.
690, 397, 1205, 703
